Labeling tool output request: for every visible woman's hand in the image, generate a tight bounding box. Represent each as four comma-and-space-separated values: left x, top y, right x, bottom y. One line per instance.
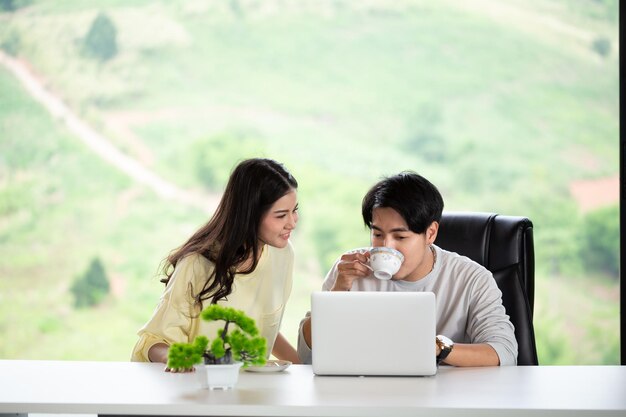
149, 343, 198, 372
272, 332, 300, 364
165, 366, 196, 373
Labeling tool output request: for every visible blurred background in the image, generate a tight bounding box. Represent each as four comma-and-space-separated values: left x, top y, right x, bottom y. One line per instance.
0, 0, 619, 364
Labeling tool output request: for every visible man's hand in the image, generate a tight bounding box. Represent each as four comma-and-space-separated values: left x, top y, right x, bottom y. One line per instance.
331, 251, 372, 291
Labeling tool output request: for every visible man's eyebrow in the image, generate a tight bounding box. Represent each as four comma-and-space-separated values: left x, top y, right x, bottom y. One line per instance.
371, 225, 410, 232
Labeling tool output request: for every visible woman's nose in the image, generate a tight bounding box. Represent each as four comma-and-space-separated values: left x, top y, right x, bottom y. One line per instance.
287, 214, 297, 229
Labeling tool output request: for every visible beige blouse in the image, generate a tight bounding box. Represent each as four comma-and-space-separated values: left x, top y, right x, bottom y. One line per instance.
131, 242, 294, 362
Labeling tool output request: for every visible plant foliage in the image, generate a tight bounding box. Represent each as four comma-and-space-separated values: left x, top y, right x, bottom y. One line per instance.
70, 257, 110, 308
580, 204, 619, 279
83, 12, 118, 62
0, 0, 31, 11
191, 132, 266, 191
591, 37, 611, 57
167, 305, 267, 371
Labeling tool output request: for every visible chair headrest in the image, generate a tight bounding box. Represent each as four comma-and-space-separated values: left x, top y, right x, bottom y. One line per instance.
436, 212, 533, 271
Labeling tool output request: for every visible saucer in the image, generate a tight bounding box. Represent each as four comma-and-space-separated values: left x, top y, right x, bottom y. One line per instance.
244, 360, 291, 373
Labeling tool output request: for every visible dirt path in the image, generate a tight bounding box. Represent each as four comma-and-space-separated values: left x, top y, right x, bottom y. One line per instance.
0, 50, 219, 214
450, 0, 619, 56
569, 175, 619, 213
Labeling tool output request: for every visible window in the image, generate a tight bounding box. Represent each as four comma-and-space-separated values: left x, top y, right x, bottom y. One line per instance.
0, 0, 619, 364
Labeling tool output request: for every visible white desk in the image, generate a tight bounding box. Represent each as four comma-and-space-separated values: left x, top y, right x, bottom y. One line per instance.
0, 360, 625, 416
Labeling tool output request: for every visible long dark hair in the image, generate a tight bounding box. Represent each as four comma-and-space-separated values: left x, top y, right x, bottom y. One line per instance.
162, 158, 298, 307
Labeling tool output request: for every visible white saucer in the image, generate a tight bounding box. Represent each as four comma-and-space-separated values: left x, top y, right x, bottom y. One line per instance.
244, 360, 291, 373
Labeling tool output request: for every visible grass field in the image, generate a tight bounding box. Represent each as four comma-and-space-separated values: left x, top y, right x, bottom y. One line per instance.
0, 0, 619, 363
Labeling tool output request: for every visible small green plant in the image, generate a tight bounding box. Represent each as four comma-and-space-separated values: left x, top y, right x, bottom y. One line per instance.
167, 305, 267, 371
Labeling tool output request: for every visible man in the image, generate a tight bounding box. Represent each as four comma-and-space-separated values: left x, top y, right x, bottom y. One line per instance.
298, 172, 517, 366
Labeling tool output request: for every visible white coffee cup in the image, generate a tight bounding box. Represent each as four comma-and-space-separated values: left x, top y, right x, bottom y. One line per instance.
368, 247, 404, 280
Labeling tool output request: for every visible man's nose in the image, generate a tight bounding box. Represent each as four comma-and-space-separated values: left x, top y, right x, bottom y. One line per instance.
383, 240, 397, 250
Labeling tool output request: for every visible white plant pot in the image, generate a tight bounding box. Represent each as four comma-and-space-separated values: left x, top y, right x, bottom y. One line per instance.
198, 362, 243, 390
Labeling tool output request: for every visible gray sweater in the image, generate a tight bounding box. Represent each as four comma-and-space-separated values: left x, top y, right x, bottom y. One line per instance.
297, 245, 518, 366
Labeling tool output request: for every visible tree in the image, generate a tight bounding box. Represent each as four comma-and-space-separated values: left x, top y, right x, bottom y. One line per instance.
0, 0, 14, 11
83, 12, 118, 62
0, 30, 20, 57
403, 104, 448, 163
591, 37, 611, 58
580, 205, 619, 279
70, 257, 110, 307
192, 132, 266, 191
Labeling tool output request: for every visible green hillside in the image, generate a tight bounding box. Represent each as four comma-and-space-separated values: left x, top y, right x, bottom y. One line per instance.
0, 0, 619, 363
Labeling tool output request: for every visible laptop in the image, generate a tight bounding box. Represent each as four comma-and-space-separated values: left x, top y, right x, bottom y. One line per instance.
311, 291, 437, 376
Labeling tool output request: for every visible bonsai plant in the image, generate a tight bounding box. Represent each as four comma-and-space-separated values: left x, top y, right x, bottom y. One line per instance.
167, 305, 267, 372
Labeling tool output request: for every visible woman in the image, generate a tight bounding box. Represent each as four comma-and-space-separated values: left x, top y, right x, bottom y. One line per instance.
131, 158, 300, 365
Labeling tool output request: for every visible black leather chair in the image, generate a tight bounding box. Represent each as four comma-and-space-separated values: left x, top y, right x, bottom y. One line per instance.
434, 212, 539, 365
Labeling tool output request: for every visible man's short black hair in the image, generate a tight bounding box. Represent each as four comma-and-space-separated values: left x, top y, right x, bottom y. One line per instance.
361, 171, 444, 234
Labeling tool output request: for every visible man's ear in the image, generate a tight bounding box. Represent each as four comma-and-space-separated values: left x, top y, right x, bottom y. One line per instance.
426, 221, 439, 244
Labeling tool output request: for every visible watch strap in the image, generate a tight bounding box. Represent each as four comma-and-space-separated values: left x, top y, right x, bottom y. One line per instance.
436, 335, 454, 365
436, 346, 452, 365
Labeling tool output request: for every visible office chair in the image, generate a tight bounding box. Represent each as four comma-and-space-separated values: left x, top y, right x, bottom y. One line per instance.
434, 212, 539, 365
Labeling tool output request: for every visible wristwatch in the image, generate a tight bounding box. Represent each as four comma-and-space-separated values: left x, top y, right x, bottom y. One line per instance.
436, 335, 454, 365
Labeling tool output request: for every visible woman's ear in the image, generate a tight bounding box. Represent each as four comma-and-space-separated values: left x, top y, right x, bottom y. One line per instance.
426, 221, 439, 244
